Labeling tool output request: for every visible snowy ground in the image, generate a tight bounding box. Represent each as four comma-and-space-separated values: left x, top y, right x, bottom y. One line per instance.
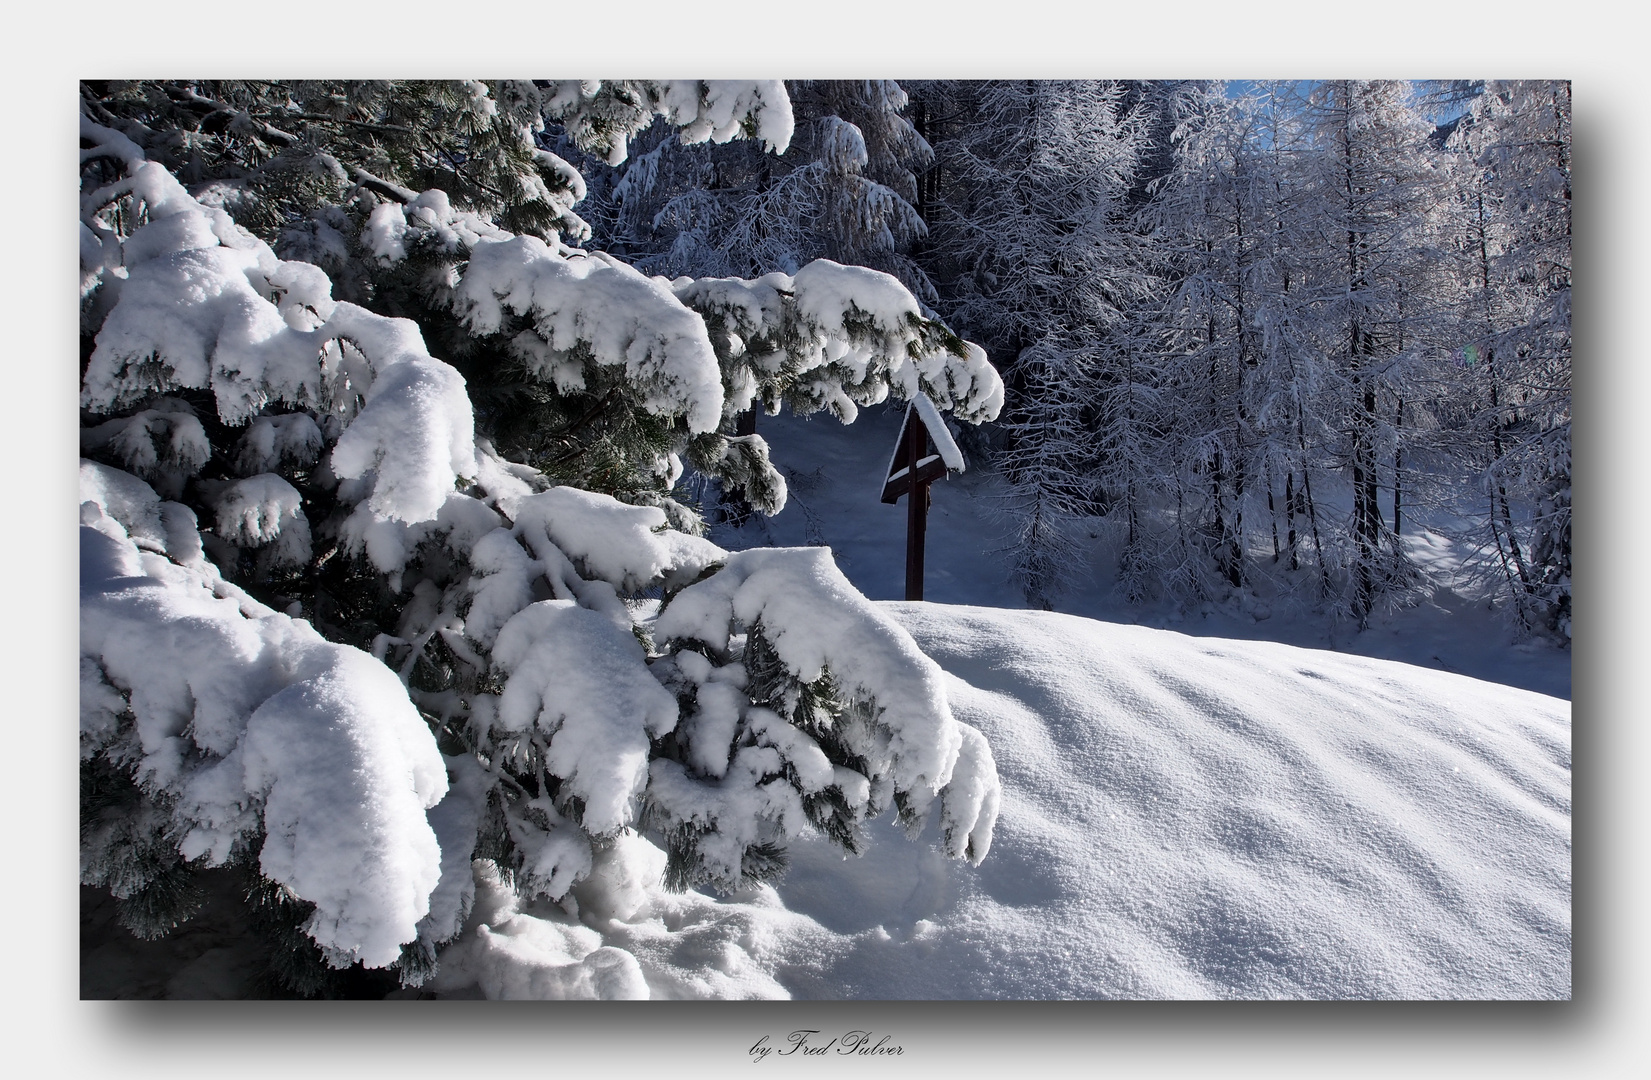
403, 602, 1566, 1000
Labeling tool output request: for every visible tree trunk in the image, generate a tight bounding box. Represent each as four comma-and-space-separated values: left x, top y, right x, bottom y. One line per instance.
1393, 397, 1403, 539
905, 414, 928, 602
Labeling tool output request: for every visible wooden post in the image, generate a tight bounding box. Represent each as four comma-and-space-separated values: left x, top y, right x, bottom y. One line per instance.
882, 397, 958, 604
905, 415, 928, 601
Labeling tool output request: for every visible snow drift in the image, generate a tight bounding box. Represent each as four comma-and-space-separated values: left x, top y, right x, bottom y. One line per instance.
428, 602, 1569, 1000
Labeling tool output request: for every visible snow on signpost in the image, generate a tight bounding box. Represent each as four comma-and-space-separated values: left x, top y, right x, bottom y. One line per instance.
881, 393, 965, 601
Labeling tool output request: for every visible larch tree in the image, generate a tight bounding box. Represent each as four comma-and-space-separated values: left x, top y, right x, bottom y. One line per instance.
1445, 80, 1572, 638
1140, 82, 1272, 601
1286, 80, 1449, 624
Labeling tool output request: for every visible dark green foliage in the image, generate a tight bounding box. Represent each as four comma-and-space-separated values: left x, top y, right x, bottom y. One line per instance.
81, 753, 206, 940
81, 80, 584, 246
737, 841, 791, 887
113, 864, 207, 943
659, 823, 790, 894
471, 788, 522, 889
244, 872, 402, 999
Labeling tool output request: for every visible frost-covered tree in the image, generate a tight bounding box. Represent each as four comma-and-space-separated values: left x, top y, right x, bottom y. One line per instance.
1292, 81, 1454, 623
1444, 80, 1572, 638
79, 81, 1003, 998
592, 80, 933, 297
1136, 83, 1272, 600
912, 80, 1154, 606
1145, 82, 1458, 624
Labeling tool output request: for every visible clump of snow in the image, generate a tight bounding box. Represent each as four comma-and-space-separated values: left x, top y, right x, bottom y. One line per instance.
360, 189, 515, 266
418, 756, 491, 947
201, 473, 311, 567
546, 80, 794, 167
79, 459, 203, 568
511, 487, 726, 594
324, 310, 477, 524
234, 412, 324, 474
493, 599, 680, 835
81, 498, 449, 970
457, 486, 724, 652
674, 80, 795, 156
669, 262, 1004, 425
237, 644, 446, 969
911, 393, 966, 472
663, 650, 747, 779
453, 236, 724, 432
81, 402, 211, 498
653, 546, 993, 838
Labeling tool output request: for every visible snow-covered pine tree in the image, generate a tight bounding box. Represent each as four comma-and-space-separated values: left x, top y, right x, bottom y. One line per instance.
568, 80, 940, 523
79, 81, 1003, 998
592, 80, 933, 297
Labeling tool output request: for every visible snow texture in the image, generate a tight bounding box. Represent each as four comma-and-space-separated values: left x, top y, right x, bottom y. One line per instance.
428, 861, 650, 999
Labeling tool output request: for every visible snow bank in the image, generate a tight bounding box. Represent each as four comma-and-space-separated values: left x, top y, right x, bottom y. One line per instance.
431, 603, 1567, 1000
777, 604, 1570, 998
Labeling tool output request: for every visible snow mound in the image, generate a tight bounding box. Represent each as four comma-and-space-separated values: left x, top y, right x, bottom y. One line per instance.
433, 603, 1568, 999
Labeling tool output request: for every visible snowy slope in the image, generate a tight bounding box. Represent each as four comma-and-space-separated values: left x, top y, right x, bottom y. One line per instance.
423, 602, 1569, 1000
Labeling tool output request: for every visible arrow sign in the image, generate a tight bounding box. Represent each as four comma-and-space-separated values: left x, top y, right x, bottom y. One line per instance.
881, 394, 966, 601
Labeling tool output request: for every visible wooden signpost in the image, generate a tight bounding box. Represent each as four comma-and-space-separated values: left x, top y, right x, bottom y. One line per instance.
881, 394, 965, 601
